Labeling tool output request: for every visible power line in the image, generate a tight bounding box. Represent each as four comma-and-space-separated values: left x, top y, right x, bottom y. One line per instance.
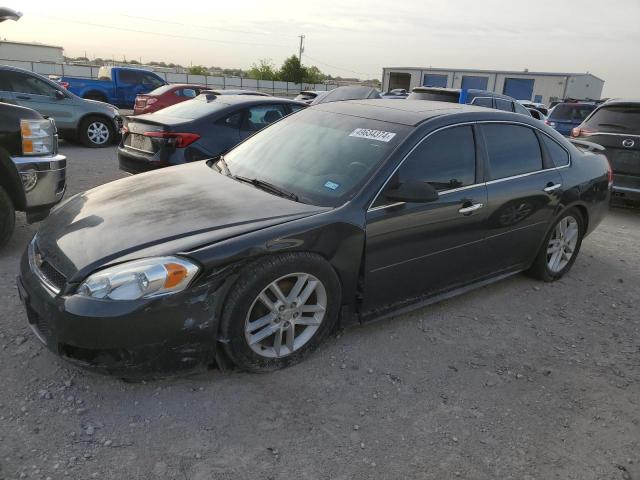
35, 14, 293, 50
116, 13, 296, 38
303, 54, 378, 78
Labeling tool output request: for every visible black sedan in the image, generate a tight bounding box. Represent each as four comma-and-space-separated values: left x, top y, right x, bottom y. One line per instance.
18, 100, 611, 376
118, 95, 306, 174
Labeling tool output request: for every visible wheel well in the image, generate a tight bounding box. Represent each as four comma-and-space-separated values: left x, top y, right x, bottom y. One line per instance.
0, 153, 25, 210
572, 204, 589, 233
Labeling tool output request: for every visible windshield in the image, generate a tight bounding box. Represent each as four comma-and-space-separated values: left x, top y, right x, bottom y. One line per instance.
548, 104, 595, 122
222, 109, 411, 207
154, 98, 230, 119
582, 105, 640, 133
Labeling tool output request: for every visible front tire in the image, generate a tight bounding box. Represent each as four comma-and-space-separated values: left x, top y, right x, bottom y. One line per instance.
528, 208, 584, 282
220, 253, 341, 372
79, 115, 114, 148
0, 186, 16, 249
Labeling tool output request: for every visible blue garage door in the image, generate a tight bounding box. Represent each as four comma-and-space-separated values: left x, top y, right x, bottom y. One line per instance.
461, 75, 489, 90
503, 78, 535, 100
423, 74, 448, 87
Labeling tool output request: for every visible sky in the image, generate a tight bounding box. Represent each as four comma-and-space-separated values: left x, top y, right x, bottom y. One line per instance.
1, 0, 638, 97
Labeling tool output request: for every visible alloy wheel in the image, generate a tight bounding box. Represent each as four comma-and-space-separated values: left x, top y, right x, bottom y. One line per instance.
244, 273, 327, 358
87, 122, 110, 145
547, 215, 579, 273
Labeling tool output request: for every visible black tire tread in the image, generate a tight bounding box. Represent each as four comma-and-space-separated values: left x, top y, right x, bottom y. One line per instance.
0, 186, 16, 250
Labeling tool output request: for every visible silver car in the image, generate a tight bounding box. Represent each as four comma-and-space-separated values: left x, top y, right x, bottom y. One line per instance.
0, 65, 121, 147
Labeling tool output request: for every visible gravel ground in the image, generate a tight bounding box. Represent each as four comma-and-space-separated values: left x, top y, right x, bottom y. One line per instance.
1, 143, 639, 480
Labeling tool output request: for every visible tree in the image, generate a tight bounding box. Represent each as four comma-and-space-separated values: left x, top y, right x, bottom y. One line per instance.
304, 65, 325, 84
248, 59, 277, 81
278, 55, 305, 83
187, 65, 208, 75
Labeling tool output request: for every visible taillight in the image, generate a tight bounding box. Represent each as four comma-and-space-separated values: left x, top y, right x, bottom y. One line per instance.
544, 120, 550, 125
606, 157, 613, 186
571, 127, 594, 138
143, 131, 200, 148
146, 98, 158, 105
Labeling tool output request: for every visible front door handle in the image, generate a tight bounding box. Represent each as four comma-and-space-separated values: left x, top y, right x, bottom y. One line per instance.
543, 183, 562, 193
458, 203, 484, 215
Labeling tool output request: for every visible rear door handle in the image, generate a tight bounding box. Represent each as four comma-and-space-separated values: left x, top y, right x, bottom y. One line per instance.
458, 203, 484, 214
543, 183, 562, 193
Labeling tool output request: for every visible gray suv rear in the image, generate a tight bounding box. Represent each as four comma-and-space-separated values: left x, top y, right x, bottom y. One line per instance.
0, 65, 121, 147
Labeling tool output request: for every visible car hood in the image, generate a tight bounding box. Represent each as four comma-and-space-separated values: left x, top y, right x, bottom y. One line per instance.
36, 161, 328, 281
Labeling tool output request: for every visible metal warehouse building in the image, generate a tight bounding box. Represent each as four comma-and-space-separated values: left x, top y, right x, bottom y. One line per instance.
0, 40, 64, 64
382, 67, 604, 104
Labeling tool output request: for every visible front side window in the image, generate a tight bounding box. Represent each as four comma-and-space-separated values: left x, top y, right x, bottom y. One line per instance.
141, 73, 165, 89
243, 104, 288, 131
374, 126, 476, 207
482, 124, 542, 180
223, 109, 411, 207
7, 72, 58, 96
541, 135, 570, 167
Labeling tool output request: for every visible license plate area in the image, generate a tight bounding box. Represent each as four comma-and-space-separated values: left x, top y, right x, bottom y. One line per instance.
126, 133, 153, 153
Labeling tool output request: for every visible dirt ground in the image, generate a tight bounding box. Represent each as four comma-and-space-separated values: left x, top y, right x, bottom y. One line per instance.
1, 143, 639, 480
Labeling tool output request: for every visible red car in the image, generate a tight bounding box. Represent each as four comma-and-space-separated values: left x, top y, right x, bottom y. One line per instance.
133, 84, 207, 115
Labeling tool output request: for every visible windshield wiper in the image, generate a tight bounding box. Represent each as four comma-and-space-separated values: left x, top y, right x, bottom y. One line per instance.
234, 175, 299, 202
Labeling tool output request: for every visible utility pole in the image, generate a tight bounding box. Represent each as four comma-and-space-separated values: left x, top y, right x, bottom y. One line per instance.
298, 34, 305, 64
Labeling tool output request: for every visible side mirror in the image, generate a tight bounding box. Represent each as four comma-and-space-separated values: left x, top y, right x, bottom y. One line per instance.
385, 180, 439, 203
55, 90, 66, 100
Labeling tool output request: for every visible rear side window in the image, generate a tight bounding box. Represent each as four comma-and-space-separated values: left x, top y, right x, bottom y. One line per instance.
244, 104, 287, 131
383, 126, 476, 197
513, 102, 531, 116
549, 104, 595, 122
407, 90, 460, 102
582, 105, 640, 133
541, 135, 570, 167
470, 97, 493, 108
495, 99, 514, 112
483, 124, 542, 180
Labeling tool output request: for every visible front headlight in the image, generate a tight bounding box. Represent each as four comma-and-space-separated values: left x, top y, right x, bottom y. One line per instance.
20, 119, 55, 156
77, 257, 200, 300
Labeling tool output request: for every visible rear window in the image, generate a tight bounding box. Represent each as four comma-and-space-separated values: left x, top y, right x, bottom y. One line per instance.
549, 104, 595, 122
148, 85, 175, 95
156, 98, 230, 119
408, 90, 460, 103
582, 105, 640, 133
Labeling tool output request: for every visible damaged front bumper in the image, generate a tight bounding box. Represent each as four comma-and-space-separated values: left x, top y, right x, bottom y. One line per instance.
17, 251, 227, 377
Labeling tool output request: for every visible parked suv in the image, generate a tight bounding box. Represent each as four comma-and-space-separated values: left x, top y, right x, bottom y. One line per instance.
408, 87, 533, 116
571, 99, 640, 203
545, 102, 597, 136
0, 102, 66, 248
0, 65, 122, 147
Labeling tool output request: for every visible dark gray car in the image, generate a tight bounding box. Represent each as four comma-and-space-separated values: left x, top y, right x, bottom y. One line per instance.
0, 65, 122, 147
118, 95, 306, 174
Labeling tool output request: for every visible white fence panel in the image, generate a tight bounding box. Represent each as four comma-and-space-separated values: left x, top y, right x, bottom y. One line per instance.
187, 74, 207, 85
0, 59, 32, 70
166, 72, 187, 83
61, 65, 94, 78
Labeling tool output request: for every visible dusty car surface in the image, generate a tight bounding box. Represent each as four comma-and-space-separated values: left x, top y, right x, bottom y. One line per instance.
18, 100, 610, 376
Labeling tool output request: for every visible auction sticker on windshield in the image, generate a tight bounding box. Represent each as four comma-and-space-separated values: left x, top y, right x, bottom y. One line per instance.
349, 128, 396, 142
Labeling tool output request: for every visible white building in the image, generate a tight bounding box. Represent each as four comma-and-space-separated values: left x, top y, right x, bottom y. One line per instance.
0, 40, 64, 63
382, 67, 604, 104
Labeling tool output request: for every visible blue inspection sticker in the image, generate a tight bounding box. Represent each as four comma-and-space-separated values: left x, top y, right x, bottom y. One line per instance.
324, 180, 340, 190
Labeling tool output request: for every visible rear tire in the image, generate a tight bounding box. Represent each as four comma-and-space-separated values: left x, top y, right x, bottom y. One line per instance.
79, 115, 114, 148
528, 208, 584, 282
0, 186, 16, 249
219, 253, 341, 372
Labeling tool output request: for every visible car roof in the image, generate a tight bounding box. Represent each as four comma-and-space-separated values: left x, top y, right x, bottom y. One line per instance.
601, 98, 640, 106
312, 99, 517, 126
